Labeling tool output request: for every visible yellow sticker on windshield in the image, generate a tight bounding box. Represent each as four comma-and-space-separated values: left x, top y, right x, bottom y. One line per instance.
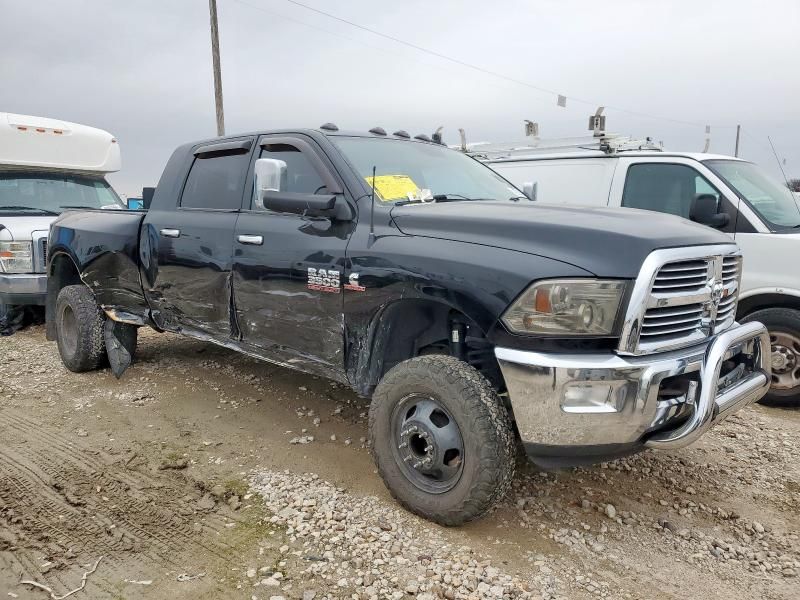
365, 174, 419, 201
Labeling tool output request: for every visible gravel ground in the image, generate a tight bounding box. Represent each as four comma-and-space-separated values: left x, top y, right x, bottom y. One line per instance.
1, 326, 798, 599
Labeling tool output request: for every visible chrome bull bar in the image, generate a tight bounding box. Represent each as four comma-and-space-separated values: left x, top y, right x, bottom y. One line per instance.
645, 321, 771, 449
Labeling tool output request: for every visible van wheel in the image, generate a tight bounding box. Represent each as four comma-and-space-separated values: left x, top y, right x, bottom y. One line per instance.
741, 308, 800, 403
55, 285, 107, 372
369, 355, 516, 526
0, 303, 25, 336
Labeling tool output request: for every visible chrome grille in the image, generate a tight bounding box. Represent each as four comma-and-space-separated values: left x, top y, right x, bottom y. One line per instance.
650, 259, 707, 293
619, 245, 742, 355
33, 235, 48, 273
39, 239, 48, 270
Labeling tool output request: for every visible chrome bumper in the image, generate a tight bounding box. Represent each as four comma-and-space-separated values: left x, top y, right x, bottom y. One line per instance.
0, 273, 48, 305
495, 321, 771, 459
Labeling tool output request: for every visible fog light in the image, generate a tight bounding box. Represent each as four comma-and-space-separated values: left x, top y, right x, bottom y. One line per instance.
561, 384, 619, 413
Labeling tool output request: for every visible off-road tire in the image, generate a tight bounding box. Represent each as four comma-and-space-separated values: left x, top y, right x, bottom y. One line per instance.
0, 303, 25, 336
55, 284, 107, 372
741, 307, 800, 404
369, 355, 516, 526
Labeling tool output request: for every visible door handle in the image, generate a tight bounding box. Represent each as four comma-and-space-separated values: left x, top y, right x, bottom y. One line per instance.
160, 228, 180, 238
237, 234, 264, 245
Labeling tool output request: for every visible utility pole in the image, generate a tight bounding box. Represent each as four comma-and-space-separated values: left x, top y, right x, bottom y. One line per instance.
209, 0, 225, 136
734, 124, 741, 157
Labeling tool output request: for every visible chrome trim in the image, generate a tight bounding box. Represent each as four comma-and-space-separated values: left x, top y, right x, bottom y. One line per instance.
160, 228, 180, 238
495, 320, 770, 451
618, 244, 741, 355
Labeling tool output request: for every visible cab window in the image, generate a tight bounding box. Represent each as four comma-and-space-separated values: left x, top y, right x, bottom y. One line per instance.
259, 143, 327, 196
181, 151, 250, 210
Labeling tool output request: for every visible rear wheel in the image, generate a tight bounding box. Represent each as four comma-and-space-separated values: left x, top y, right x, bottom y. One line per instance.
55, 285, 107, 372
369, 355, 515, 526
741, 307, 800, 403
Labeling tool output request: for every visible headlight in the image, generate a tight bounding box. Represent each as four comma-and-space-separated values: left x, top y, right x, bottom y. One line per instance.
502, 279, 627, 335
0, 241, 34, 273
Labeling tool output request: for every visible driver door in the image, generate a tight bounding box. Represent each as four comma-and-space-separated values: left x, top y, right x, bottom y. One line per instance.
231, 134, 355, 380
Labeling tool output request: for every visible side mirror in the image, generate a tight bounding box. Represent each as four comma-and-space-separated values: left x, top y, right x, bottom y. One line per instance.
142, 187, 155, 210
522, 181, 537, 201
262, 190, 338, 217
126, 198, 143, 210
690, 194, 730, 229
254, 158, 288, 209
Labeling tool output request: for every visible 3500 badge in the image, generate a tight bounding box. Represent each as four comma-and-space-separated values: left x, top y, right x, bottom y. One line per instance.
307, 268, 341, 293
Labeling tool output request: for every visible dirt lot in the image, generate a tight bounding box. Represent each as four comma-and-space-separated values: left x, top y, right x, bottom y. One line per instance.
1, 326, 798, 600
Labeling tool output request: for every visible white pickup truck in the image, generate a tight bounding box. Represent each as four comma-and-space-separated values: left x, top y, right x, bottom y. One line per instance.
0, 113, 123, 334
477, 136, 800, 403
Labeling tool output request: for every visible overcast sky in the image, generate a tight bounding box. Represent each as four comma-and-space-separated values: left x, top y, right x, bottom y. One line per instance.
2, 0, 798, 196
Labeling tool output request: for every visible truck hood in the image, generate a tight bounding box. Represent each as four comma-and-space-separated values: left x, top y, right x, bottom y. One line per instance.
391, 201, 731, 278
0, 215, 54, 241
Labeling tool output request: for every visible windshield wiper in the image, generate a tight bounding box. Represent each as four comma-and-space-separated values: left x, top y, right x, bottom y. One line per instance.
0, 205, 59, 215
395, 194, 483, 206
59, 205, 100, 210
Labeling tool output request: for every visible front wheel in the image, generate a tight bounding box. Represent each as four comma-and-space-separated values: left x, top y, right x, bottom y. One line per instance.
369, 355, 516, 526
741, 307, 800, 404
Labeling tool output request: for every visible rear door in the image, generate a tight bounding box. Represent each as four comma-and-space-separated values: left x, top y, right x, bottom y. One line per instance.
144, 138, 254, 337
231, 134, 355, 380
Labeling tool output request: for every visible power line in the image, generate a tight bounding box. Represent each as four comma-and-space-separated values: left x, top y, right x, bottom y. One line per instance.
278, 0, 735, 130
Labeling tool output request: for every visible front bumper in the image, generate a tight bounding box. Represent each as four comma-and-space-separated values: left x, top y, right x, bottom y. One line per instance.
0, 273, 47, 305
495, 321, 771, 466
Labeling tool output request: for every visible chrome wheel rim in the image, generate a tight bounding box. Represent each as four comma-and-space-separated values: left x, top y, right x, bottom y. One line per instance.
769, 331, 800, 390
390, 393, 464, 494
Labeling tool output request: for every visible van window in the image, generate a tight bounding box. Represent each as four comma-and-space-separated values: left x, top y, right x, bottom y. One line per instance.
491, 161, 613, 206
622, 163, 721, 219
181, 151, 250, 210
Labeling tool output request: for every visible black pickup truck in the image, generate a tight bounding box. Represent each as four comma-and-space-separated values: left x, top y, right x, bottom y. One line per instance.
46, 125, 772, 525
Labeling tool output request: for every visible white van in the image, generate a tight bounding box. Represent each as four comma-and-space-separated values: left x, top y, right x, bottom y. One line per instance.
0, 112, 123, 334
480, 137, 800, 402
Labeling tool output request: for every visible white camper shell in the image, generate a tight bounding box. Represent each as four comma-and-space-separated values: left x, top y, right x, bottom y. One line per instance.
0, 112, 121, 173
0, 113, 123, 334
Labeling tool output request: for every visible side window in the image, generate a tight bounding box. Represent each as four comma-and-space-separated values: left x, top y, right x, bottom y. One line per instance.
180, 151, 250, 210
259, 143, 326, 196
622, 163, 721, 219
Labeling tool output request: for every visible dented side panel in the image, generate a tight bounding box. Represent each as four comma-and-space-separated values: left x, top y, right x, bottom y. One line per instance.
48, 210, 149, 321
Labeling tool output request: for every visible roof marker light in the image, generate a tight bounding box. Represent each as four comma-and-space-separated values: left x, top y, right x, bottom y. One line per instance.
17, 126, 27, 131
393, 130, 410, 138
369, 127, 387, 136
320, 122, 339, 131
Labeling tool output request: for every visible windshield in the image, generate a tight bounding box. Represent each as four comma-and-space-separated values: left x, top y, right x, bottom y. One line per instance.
704, 160, 800, 229
0, 172, 124, 214
332, 137, 523, 203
